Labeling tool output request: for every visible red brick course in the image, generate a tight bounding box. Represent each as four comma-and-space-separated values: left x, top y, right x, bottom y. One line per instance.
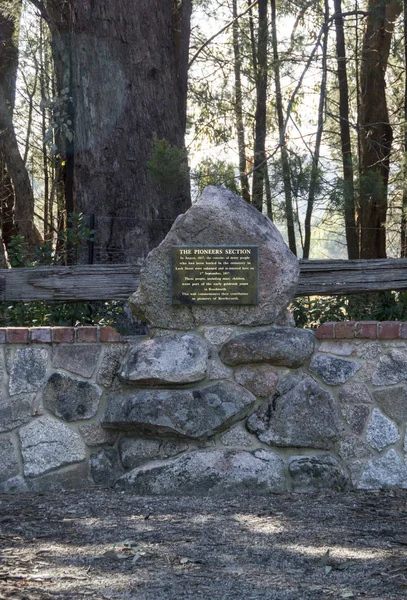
76, 326, 98, 343
335, 322, 355, 339
7, 328, 29, 343
0, 326, 125, 343
378, 322, 401, 339
314, 321, 406, 340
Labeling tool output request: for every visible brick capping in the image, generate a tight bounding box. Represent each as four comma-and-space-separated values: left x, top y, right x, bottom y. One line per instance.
315, 321, 406, 340
0, 326, 126, 344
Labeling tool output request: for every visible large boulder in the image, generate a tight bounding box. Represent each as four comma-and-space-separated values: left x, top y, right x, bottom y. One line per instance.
102, 380, 256, 439
220, 327, 314, 368
121, 334, 209, 384
289, 454, 349, 492
19, 416, 86, 478
43, 372, 102, 421
114, 449, 287, 496
247, 374, 341, 449
129, 186, 299, 329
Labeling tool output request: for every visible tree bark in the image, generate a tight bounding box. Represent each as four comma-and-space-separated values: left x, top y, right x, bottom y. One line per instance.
270, 0, 296, 255
42, 0, 192, 263
232, 0, 250, 203
0, 5, 38, 248
401, 0, 407, 257
334, 0, 359, 259
358, 0, 401, 259
303, 0, 329, 259
251, 0, 268, 212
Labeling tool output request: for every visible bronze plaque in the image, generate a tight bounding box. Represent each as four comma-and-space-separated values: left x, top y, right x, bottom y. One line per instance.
172, 246, 259, 306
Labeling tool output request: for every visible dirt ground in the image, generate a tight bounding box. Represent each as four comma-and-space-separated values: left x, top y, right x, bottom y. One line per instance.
1, 489, 407, 600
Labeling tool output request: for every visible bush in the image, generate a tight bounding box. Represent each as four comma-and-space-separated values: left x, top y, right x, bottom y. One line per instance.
292, 291, 407, 328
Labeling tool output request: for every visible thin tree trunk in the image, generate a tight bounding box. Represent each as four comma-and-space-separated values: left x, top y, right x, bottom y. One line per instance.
270, 0, 297, 255
40, 19, 50, 241
303, 0, 329, 259
232, 0, 251, 202
401, 0, 407, 257
0, 7, 38, 248
334, 0, 359, 259
252, 0, 268, 212
265, 166, 273, 220
358, 0, 401, 259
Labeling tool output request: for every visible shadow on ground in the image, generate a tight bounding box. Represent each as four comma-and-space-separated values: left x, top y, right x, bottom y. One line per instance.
1, 489, 407, 599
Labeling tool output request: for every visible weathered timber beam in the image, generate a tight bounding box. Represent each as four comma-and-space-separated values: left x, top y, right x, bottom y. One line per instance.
0, 259, 405, 302
296, 259, 407, 296
0, 264, 140, 302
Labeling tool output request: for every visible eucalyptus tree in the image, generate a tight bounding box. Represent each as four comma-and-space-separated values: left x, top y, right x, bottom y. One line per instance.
29, 0, 192, 263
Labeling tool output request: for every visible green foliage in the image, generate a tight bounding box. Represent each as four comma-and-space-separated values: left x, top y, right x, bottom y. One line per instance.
1, 214, 121, 327
191, 157, 240, 195
292, 291, 407, 328
0, 300, 124, 328
147, 138, 189, 196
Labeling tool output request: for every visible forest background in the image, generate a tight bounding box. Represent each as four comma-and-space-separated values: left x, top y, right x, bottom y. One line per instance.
0, 0, 406, 326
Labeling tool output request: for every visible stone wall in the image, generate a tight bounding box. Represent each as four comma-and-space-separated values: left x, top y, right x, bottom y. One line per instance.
2, 322, 407, 495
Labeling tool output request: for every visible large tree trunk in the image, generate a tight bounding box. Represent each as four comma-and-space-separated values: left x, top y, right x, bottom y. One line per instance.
358, 0, 401, 259
43, 0, 191, 263
334, 0, 359, 259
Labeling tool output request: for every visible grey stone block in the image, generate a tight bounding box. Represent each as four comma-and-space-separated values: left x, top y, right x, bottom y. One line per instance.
339, 382, 373, 404
103, 380, 256, 439
247, 375, 341, 449
0, 437, 19, 482
372, 349, 407, 386
20, 416, 86, 478
309, 354, 361, 385
79, 422, 117, 447
234, 364, 279, 397
202, 326, 234, 345
9, 348, 48, 395
97, 344, 127, 387
0, 476, 28, 494
119, 437, 189, 470
340, 404, 370, 435
121, 334, 209, 385
114, 449, 287, 496
338, 434, 373, 461
90, 449, 120, 486
373, 385, 407, 423
358, 449, 407, 489
365, 408, 400, 451
289, 454, 349, 492
43, 372, 102, 421
52, 344, 101, 378
0, 394, 34, 432
220, 327, 315, 368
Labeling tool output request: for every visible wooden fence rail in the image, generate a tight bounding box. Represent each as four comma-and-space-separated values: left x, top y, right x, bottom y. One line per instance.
0, 259, 406, 302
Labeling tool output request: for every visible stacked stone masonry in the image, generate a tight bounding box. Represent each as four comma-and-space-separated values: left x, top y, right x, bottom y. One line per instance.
2, 323, 407, 495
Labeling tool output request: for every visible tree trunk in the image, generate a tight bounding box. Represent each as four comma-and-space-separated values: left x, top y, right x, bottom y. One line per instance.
43, 0, 192, 263
232, 0, 250, 203
270, 0, 296, 255
401, 0, 407, 257
358, 0, 401, 259
251, 0, 268, 212
0, 5, 38, 248
303, 0, 329, 259
334, 0, 359, 259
